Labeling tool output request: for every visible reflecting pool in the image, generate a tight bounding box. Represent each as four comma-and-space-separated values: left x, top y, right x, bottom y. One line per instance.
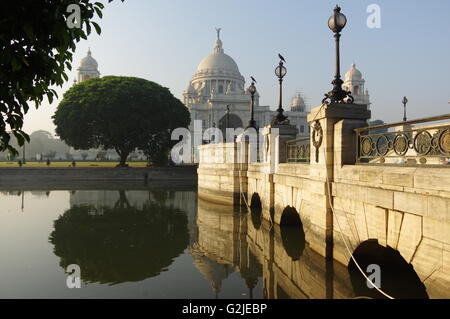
0, 186, 429, 299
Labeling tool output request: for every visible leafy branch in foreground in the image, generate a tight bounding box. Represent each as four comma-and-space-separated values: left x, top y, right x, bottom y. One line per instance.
0, 0, 124, 155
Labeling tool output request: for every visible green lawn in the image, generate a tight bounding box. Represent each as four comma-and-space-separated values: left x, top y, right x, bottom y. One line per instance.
0, 161, 149, 168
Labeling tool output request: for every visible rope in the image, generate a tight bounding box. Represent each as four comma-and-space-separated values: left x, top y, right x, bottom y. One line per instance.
237, 142, 274, 228
311, 103, 395, 299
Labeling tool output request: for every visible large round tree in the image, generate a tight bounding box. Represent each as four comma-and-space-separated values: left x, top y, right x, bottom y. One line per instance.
53, 76, 190, 166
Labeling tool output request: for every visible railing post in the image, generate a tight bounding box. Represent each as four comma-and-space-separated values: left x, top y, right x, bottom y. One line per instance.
307, 102, 370, 258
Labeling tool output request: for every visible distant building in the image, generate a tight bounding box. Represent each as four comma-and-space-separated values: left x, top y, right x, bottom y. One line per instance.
77, 48, 100, 83
343, 62, 371, 107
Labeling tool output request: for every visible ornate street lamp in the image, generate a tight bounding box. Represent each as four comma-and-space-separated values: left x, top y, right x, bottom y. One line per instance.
226, 104, 230, 130
247, 78, 257, 129
322, 5, 354, 104
402, 96, 408, 122
272, 54, 288, 125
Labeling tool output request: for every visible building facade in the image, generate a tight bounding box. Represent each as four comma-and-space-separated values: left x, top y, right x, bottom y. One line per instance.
343, 62, 371, 107
183, 29, 309, 139
76, 48, 101, 83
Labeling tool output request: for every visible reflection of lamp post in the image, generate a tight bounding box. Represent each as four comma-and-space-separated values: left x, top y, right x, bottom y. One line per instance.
322, 5, 354, 104
402, 96, 408, 122
272, 56, 288, 124
247, 79, 257, 129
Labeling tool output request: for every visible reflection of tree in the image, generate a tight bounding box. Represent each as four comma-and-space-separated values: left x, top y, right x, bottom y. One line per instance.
114, 190, 131, 209
49, 196, 189, 285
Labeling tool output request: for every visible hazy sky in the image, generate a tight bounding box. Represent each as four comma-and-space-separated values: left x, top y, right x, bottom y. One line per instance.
23, 0, 450, 135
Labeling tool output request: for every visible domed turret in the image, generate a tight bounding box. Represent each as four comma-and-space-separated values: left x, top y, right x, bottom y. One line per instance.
77, 48, 100, 82
291, 92, 307, 112
79, 48, 98, 70
344, 62, 362, 82
343, 62, 371, 107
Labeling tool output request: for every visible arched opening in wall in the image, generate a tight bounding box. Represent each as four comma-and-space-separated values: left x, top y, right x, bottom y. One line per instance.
348, 239, 429, 299
250, 193, 262, 230
218, 113, 243, 141
280, 206, 305, 261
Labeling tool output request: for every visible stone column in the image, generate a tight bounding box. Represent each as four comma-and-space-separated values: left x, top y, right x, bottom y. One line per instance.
271, 124, 298, 167
262, 124, 298, 221
235, 135, 250, 208
307, 103, 370, 258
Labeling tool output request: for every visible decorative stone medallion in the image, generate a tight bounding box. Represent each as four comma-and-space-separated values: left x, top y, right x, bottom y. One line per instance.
312, 121, 323, 163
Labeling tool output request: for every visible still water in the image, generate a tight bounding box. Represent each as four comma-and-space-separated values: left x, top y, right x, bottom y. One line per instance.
0, 186, 424, 299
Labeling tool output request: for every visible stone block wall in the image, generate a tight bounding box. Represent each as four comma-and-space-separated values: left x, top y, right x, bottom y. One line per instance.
332, 165, 450, 298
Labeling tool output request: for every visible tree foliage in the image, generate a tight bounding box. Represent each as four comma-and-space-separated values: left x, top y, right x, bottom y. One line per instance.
53, 76, 190, 166
0, 0, 123, 155
49, 191, 189, 284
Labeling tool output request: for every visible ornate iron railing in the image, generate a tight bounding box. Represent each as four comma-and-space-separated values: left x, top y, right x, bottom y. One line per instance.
286, 137, 310, 163
355, 114, 450, 165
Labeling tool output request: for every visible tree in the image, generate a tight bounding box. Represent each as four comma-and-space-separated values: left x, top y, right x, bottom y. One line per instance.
45, 150, 57, 160
96, 150, 107, 161
49, 197, 189, 284
0, 0, 124, 155
143, 131, 171, 166
53, 76, 190, 167
81, 152, 89, 161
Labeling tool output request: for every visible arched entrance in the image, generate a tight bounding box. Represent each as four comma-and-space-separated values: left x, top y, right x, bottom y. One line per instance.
348, 239, 428, 299
218, 113, 243, 141
280, 206, 305, 261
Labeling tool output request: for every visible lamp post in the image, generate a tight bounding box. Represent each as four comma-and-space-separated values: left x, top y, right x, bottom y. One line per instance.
225, 104, 230, 130
272, 55, 288, 125
322, 5, 353, 104
247, 79, 257, 129
247, 79, 260, 162
402, 96, 408, 122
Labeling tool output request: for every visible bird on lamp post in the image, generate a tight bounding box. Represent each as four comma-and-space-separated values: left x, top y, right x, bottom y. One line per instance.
272, 54, 288, 125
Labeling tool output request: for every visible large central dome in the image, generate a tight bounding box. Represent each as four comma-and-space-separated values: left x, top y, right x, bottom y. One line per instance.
191, 28, 244, 83
196, 52, 240, 75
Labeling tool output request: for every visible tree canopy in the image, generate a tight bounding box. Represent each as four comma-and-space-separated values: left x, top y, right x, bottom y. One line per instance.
0, 0, 123, 155
53, 76, 190, 166
49, 191, 189, 285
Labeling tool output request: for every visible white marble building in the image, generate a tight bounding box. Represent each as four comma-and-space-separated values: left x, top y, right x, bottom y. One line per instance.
343, 62, 371, 107
76, 48, 100, 83
72, 41, 371, 153
183, 29, 309, 139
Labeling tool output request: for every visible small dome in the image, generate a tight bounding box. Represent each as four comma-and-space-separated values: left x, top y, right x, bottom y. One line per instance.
188, 84, 196, 94
79, 48, 98, 71
345, 62, 362, 81
291, 92, 306, 112
184, 83, 196, 95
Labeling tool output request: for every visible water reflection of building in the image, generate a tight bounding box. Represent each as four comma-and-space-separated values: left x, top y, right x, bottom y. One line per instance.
191, 199, 262, 298
195, 198, 356, 299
